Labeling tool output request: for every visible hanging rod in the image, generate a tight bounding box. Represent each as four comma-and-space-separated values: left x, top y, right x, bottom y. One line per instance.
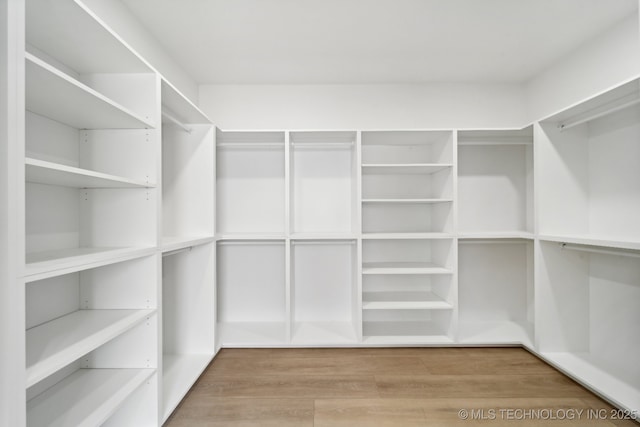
560, 243, 640, 258
162, 111, 192, 133
558, 94, 640, 131
162, 246, 192, 257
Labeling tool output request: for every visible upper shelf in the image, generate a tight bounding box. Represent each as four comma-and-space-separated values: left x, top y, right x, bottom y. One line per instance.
26, 0, 151, 75
458, 127, 533, 146
26, 158, 154, 189
161, 79, 212, 125
362, 262, 452, 275
26, 53, 155, 130
362, 164, 452, 174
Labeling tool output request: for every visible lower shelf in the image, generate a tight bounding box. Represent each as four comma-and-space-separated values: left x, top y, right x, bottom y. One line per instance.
218, 322, 288, 346
27, 368, 154, 427
458, 320, 533, 347
539, 352, 640, 414
292, 322, 358, 345
362, 291, 452, 310
363, 321, 453, 345
162, 353, 214, 422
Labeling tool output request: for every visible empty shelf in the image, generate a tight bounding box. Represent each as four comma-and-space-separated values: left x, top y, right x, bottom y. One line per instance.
162, 236, 215, 253
27, 368, 154, 427
538, 234, 640, 251
26, 158, 154, 188
362, 262, 451, 275
162, 353, 214, 422
363, 292, 452, 310
362, 198, 453, 204
26, 53, 154, 130
361, 163, 452, 174
362, 233, 453, 240
218, 322, 288, 346
26, 309, 154, 387
292, 322, 358, 345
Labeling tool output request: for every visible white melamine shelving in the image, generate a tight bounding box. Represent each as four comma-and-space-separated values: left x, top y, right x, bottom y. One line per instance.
362, 291, 452, 310
217, 240, 287, 346
458, 128, 533, 235
26, 53, 154, 130
217, 131, 286, 235
362, 239, 454, 274
162, 354, 212, 421
27, 368, 155, 427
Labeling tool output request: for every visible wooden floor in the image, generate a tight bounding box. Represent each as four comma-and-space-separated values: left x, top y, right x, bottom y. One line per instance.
164, 348, 637, 426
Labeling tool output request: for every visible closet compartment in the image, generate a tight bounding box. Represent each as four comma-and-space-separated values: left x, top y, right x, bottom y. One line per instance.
537, 79, 640, 245
217, 240, 287, 345
361, 130, 453, 164
458, 239, 533, 346
362, 238, 454, 274
536, 240, 640, 413
162, 243, 215, 422
217, 131, 285, 236
291, 131, 357, 236
161, 80, 215, 250
457, 128, 533, 237
362, 164, 452, 200
291, 240, 358, 344
362, 201, 452, 234
25, 255, 159, 426
363, 310, 453, 344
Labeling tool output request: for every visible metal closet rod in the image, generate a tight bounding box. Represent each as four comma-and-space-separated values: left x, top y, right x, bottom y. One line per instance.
558, 95, 640, 131
162, 111, 192, 134
560, 243, 640, 258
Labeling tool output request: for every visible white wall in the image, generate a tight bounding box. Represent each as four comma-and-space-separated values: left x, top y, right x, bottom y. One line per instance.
526, 13, 640, 122
199, 83, 526, 130
81, 0, 199, 102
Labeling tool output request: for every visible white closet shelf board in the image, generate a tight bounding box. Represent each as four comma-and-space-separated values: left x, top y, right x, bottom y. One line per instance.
361, 130, 452, 145
363, 335, 454, 345
362, 292, 452, 310
362, 199, 453, 204
542, 78, 640, 128
362, 262, 452, 275
25, 54, 155, 130
363, 321, 454, 345
161, 80, 212, 124
290, 233, 358, 240
26, 0, 151, 74
27, 368, 154, 427
361, 164, 453, 174
363, 233, 453, 240
458, 321, 533, 347
459, 232, 534, 240
457, 128, 533, 146
218, 322, 288, 347
162, 353, 213, 422
216, 233, 286, 241
162, 236, 215, 253
26, 158, 154, 189
540, 352, 640, 414
26, 309, 154, 387
538, 234, 640, 251
25, 247, 157, 282
291, 322, 358, 345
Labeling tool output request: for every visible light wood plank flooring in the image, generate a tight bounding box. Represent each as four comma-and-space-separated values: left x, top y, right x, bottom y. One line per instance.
164, 348, 638, 426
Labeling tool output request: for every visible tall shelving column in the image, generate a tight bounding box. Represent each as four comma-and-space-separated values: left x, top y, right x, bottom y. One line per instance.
360, 131, 456, 344
159, 79, 216, 423
456, 129, 534, 346
23, 0, 161, 425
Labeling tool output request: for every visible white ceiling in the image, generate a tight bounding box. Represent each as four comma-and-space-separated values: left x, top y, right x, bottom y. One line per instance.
121, 0, 638, 84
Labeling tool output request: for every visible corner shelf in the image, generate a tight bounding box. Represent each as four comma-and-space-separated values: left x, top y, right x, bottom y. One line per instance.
25, 53, 154, 130
27, 368, 155, 427
26, 309, 154, 387
26, 158, 154, 189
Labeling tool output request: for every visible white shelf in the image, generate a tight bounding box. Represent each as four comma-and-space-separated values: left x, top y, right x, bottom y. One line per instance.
361, 164, 452, 174
363, 292, 452, 310
458, 231, 534, 240
362, 262, 452, 275
216, 233, 286, 241
162, 353, 213, 422
25, 53, 154, 130
291, 322, 358, 345
25, 247, 156, 281
362, 198, 453, 204
162, 236, 215, 253
362, 233, 453, 240
458, 321, 533, 346
540, 352, 640, 413
161, 79, 212, 125
538, 234, 640, 251
27, 368, 155, 427
363, 321, 453, 344
26, 158, 154, 189
218, 322, 288, 346
26, 309, 154, 387
290, 233, 357, 240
